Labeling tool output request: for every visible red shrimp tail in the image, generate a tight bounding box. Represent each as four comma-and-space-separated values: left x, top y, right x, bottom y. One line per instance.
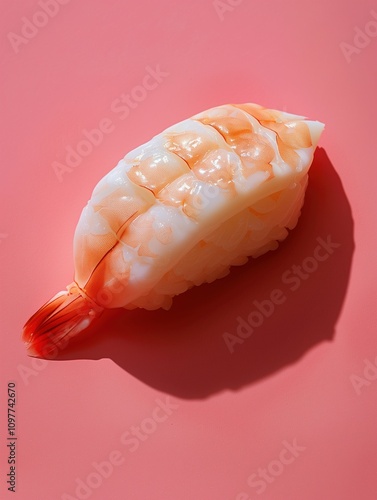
22, 283, 103, 358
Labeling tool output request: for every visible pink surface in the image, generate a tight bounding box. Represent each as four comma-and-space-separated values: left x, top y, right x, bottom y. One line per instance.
1, 1, 377, 499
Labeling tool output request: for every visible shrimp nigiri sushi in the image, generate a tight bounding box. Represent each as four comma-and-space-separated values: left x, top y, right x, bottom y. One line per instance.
23, 103, 324, 356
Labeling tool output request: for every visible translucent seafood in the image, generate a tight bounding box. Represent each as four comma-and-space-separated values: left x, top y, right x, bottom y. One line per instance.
22, 102, 324, 356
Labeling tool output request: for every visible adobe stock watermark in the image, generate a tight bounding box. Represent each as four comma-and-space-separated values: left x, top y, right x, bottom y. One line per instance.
349, 356, 377, 395
340, 9, 377, 63
52, 64, 169, 182
7, 0, 72, 54
185, 183, 222, 218
0, 233, 8, 244
18, 328, 73, 385
223, 235, 341, 353
213, 0, 245, 22
61, 397, 179, 500
18, 268, 135, 385
236, 438, 306, 498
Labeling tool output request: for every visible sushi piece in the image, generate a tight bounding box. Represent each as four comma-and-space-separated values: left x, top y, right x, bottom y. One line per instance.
23, 102, 324, 356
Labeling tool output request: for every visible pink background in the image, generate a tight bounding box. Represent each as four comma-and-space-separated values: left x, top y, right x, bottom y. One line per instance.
1, 1, 377, 499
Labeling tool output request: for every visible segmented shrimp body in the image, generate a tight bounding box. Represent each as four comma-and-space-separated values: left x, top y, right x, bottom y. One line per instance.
23, 103, 324, 356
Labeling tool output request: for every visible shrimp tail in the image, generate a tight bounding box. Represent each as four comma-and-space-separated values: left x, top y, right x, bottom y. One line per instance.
22, 283, 103, 357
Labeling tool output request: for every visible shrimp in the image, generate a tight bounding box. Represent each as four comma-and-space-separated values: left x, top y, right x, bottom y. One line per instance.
22, 103, 324, 356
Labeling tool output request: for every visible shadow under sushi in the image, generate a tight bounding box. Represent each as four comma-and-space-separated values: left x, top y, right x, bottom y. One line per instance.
56, 148, 355, 400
